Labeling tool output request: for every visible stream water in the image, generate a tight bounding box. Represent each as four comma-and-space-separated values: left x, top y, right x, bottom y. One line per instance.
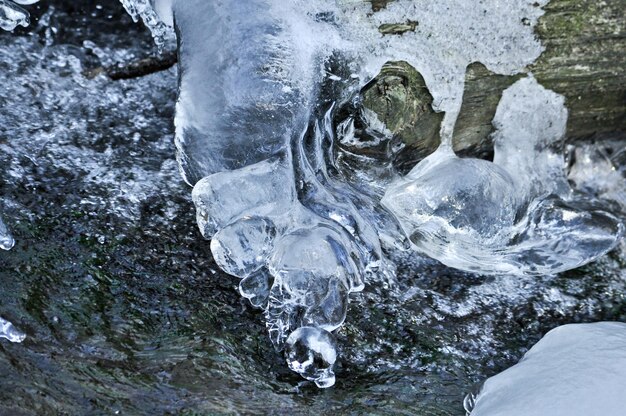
0, 1, 625, 414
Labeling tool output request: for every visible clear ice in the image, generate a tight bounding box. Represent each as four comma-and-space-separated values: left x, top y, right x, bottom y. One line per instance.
119, 0, 175, 48
0, 214, 14, 250
0, 0, 38, 32
382, 76, 624, 275
0, 316, 25, 343
122, 0, 624, 387
466, 322, 626, 416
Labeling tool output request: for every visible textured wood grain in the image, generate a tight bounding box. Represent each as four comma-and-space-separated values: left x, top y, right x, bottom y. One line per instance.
359, 0, 626, 161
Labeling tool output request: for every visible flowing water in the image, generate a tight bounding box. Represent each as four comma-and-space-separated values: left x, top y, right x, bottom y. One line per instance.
0, 1, 625, 414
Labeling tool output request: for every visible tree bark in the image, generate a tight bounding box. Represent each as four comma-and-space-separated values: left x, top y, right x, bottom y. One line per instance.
357, 0, 626, 163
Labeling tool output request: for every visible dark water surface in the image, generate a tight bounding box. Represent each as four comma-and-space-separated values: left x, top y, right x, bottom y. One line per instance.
0, 1, 624, 415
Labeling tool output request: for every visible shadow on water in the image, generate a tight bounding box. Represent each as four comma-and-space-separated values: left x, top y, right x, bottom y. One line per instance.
0, 1, 624, 415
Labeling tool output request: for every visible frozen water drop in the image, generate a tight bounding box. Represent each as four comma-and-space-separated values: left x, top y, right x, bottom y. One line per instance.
285, 326, 337, 388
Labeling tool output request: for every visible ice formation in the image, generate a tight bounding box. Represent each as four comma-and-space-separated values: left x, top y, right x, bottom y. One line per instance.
119, 0, 175, 48
122, 0, 624, 387
466, 322, 626, 416
0, 316, 25, 343
568, 142, 626, 210
0, 215, 14, 250
0, 0, 38, 31
382, 77, 624, 275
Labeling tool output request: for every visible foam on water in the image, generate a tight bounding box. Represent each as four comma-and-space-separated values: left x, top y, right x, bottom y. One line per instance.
1, 0, 39, 249
121, 0, 624, 388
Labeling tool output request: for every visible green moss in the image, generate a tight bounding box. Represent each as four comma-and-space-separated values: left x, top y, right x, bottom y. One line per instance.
378, 20, 418, 35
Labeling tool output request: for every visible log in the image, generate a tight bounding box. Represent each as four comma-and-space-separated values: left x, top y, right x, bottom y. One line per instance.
352, 0, 626, 165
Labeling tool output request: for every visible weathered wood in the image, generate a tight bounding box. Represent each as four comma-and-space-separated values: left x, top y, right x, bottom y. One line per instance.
358, 0, 626, 161
531, 0, 626, 141
83, 49, 177, 80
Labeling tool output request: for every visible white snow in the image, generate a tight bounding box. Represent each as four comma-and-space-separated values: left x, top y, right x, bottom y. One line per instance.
470, 322, 626, 416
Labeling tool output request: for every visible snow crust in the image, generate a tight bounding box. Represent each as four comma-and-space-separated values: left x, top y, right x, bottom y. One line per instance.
469, 322, 626, 416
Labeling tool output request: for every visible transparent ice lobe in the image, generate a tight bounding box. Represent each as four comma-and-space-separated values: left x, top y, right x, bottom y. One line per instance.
191, 157, 294, 239
382, 77, 624, 275
211, 217, 277, 279
0, 0, 35, 32
384, 153, 520, 241
285, 326, 337, 388
0, 215, 15, 251
239, 269, 273, 309
0, 317, 25, 343
269, 227, 352, 331
468, 322, 626, 416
